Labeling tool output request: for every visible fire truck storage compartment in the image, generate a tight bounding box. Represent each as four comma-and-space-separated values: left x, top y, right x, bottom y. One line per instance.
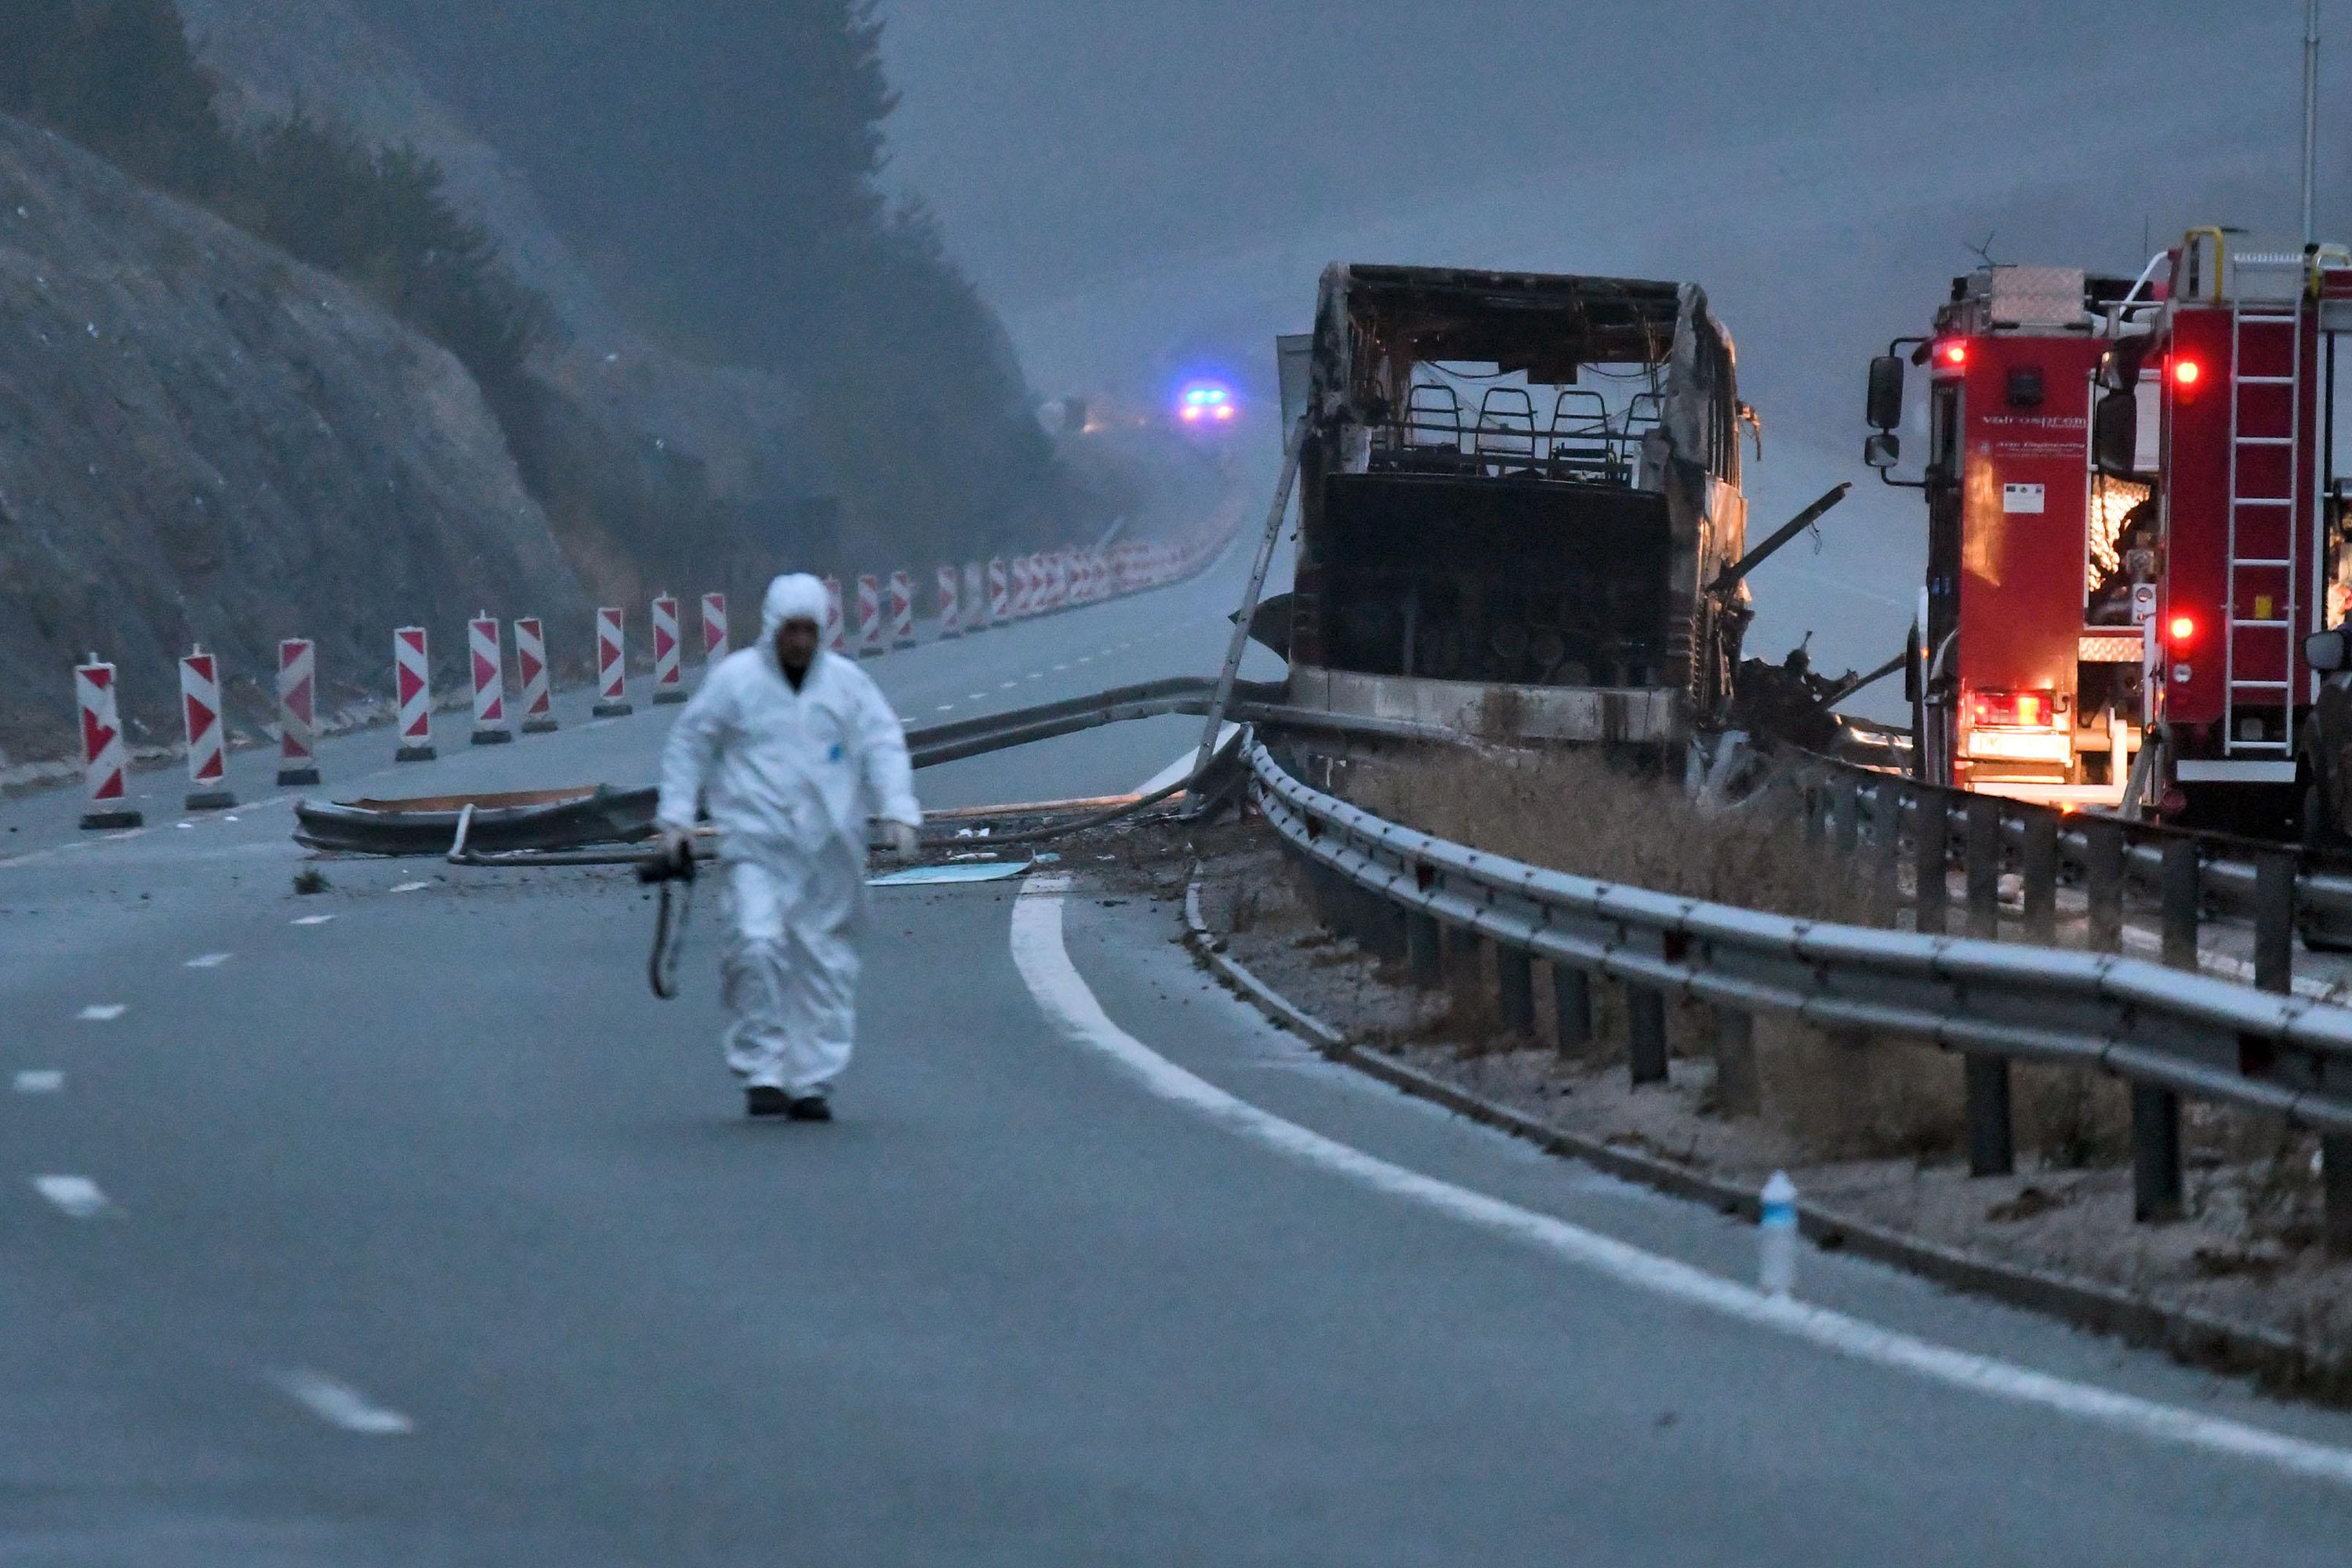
1315, 471, 1668, 686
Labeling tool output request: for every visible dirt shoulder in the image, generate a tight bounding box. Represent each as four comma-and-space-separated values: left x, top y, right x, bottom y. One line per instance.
1185, 826, 2352, 1396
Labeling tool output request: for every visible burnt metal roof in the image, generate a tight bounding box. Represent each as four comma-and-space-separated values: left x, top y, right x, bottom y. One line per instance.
1336, 263, 1686, 369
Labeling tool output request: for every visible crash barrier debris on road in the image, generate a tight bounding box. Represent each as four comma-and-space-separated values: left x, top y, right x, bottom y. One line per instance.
1244, 736, 2352, 1249
178, 647, 233, 812
276, 638, 321, 786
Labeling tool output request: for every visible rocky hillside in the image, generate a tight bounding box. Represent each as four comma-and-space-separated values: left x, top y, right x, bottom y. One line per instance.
0, 112, 586, 766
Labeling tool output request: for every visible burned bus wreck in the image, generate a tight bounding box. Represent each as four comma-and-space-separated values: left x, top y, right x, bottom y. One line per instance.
1283, 264, 1751, 754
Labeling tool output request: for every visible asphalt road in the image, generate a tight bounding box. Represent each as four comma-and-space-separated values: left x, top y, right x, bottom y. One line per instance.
6, 544, 2352, 1563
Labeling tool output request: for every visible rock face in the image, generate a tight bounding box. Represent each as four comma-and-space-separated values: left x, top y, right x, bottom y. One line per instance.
0, 113, 586, 764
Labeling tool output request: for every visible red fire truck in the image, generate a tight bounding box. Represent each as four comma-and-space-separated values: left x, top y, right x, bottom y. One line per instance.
1872, 237, 2352, 838
2102, 230, 2352, 837
1864, 264, 2154, 804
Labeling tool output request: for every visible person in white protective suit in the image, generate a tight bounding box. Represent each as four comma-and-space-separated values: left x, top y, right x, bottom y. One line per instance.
655, 572, 922, 1120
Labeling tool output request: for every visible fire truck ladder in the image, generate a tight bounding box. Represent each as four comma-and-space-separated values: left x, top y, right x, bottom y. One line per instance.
2224, 296, 2304, 757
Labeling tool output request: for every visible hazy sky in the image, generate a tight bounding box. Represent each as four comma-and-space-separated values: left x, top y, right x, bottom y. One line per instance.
873, 1, 2339, 686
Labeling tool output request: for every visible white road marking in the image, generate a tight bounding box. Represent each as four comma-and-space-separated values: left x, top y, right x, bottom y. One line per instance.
1051, 663, 1070, 673
76, 1004, 125, 1022
1007, 877, 2352, 1491
967, 691, 989, 702
101, 828, 148, 841
999, 681, 1018, 690
175, 822, 194, 831
13, 1070, 64, 1094
32, 1176, 111, 1218
291, 913, 336, 927
269, 1369, 415, 1435
184, 952, 233, 968
1025, 671, 1043, 681
389, 880, 430, 894
1076, 654, 1094, 663
935, 703, 957, 713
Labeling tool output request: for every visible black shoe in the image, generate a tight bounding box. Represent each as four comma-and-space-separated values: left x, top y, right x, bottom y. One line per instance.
746, 1085, 789, 1117
785, 1094, 833, 1123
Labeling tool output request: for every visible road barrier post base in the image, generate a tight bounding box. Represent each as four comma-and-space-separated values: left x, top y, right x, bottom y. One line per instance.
275, 768, 321, 788
78, 808, 143, 831
521, 718, 559, 735
652, 689, 688, 706
183, 789, 236, 811
395, 744, 437, 763
592, 702, 633, 719
470, 728, 513, 746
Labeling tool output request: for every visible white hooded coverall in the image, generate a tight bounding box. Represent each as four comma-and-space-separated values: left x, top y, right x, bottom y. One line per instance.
655, 574, 921, 1095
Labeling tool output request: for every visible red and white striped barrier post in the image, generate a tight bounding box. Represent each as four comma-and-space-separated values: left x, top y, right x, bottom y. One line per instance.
856, 574, 885, 657
1011, 556, 1033, 618
701, 592, 728, 664
276, 637, 320, 786
823, 576, 847, 654
593, 606, 633, 717
963, 562, 985, 631
468, 614, 511, 745
888, 571, 916, 648
74, 657, 142, 829
394, 626, 436, 761
179, 647, 235, 811
988, 557, 1008, 623
514, 616, 557, 734
651, 593, 686, 705
935, 564, 962, 638
1046, 551, 1069, 612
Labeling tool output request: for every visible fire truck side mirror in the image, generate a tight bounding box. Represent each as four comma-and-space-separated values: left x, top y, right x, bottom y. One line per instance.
1863, 432, 1900, 470
1865, 355, 1905, 431
2307, 629, 2350, 674
2092, 387, 2140, 477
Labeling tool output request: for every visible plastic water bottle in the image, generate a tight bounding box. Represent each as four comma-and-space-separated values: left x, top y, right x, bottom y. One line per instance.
1758, 1171, 1798, 1298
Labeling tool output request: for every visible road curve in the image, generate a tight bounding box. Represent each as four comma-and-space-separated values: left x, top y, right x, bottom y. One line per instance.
4, 548, 2351, 1563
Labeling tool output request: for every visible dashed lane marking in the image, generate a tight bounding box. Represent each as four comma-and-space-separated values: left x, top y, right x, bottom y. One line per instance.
13, 1071, 64, 1094
1008, 877, 2352, 1494
967, 692, 989, 702
389, 881, 430, 894
76, 1004, 125, 1022
269, 1369, 415, 1436
291, 914, 336, 927
184, 952, 233, 969
935, 703, 957, 713
999, 681, 1018, 690
32, 1176, 111, 1218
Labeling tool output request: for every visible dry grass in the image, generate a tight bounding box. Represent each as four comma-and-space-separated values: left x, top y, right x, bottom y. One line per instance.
1345, 745, 1868, 923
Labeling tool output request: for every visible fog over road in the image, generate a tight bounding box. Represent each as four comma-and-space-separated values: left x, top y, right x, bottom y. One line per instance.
5, 536, 2352, 1562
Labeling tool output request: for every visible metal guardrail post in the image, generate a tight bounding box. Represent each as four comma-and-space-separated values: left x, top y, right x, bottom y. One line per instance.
1627, 987, 1669, 1087
1965, 1056, 2016, 1178
1965, 795, 2001, 940
1553, 964, 1593, 1055
2135, 837, 2201, 1224
2254, 850, 2296, 996
2084, 816, 2124, 953
1869, 781, 1903, 921
1713, 1006, 1759, 1116
1497, 946, 1535, 1035
2022, 810, 2057, 944
1915, 793, 1950, 936
1445, 922, 1482, 981
1406, 911, 1443, 988
1833, 775, 1861, 856
2160, 840, 2201, 968
2327, 1140, 2352, 1255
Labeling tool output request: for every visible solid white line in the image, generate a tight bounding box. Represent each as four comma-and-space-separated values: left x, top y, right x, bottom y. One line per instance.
1007, 876, 2352, 1490
32, 1175, 111, 1218
13, 1070, 64, 1094
76, 1004, 125, 1022
291, 914, 336, 926
184, 952, 233, 968
269, 1369, 415, 1435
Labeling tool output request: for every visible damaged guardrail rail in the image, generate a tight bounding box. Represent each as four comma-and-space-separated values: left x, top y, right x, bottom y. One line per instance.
1243, 736, 2352, 1245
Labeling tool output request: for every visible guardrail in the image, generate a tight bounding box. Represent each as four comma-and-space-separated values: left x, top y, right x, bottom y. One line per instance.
1245, 736, 2352, 1247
